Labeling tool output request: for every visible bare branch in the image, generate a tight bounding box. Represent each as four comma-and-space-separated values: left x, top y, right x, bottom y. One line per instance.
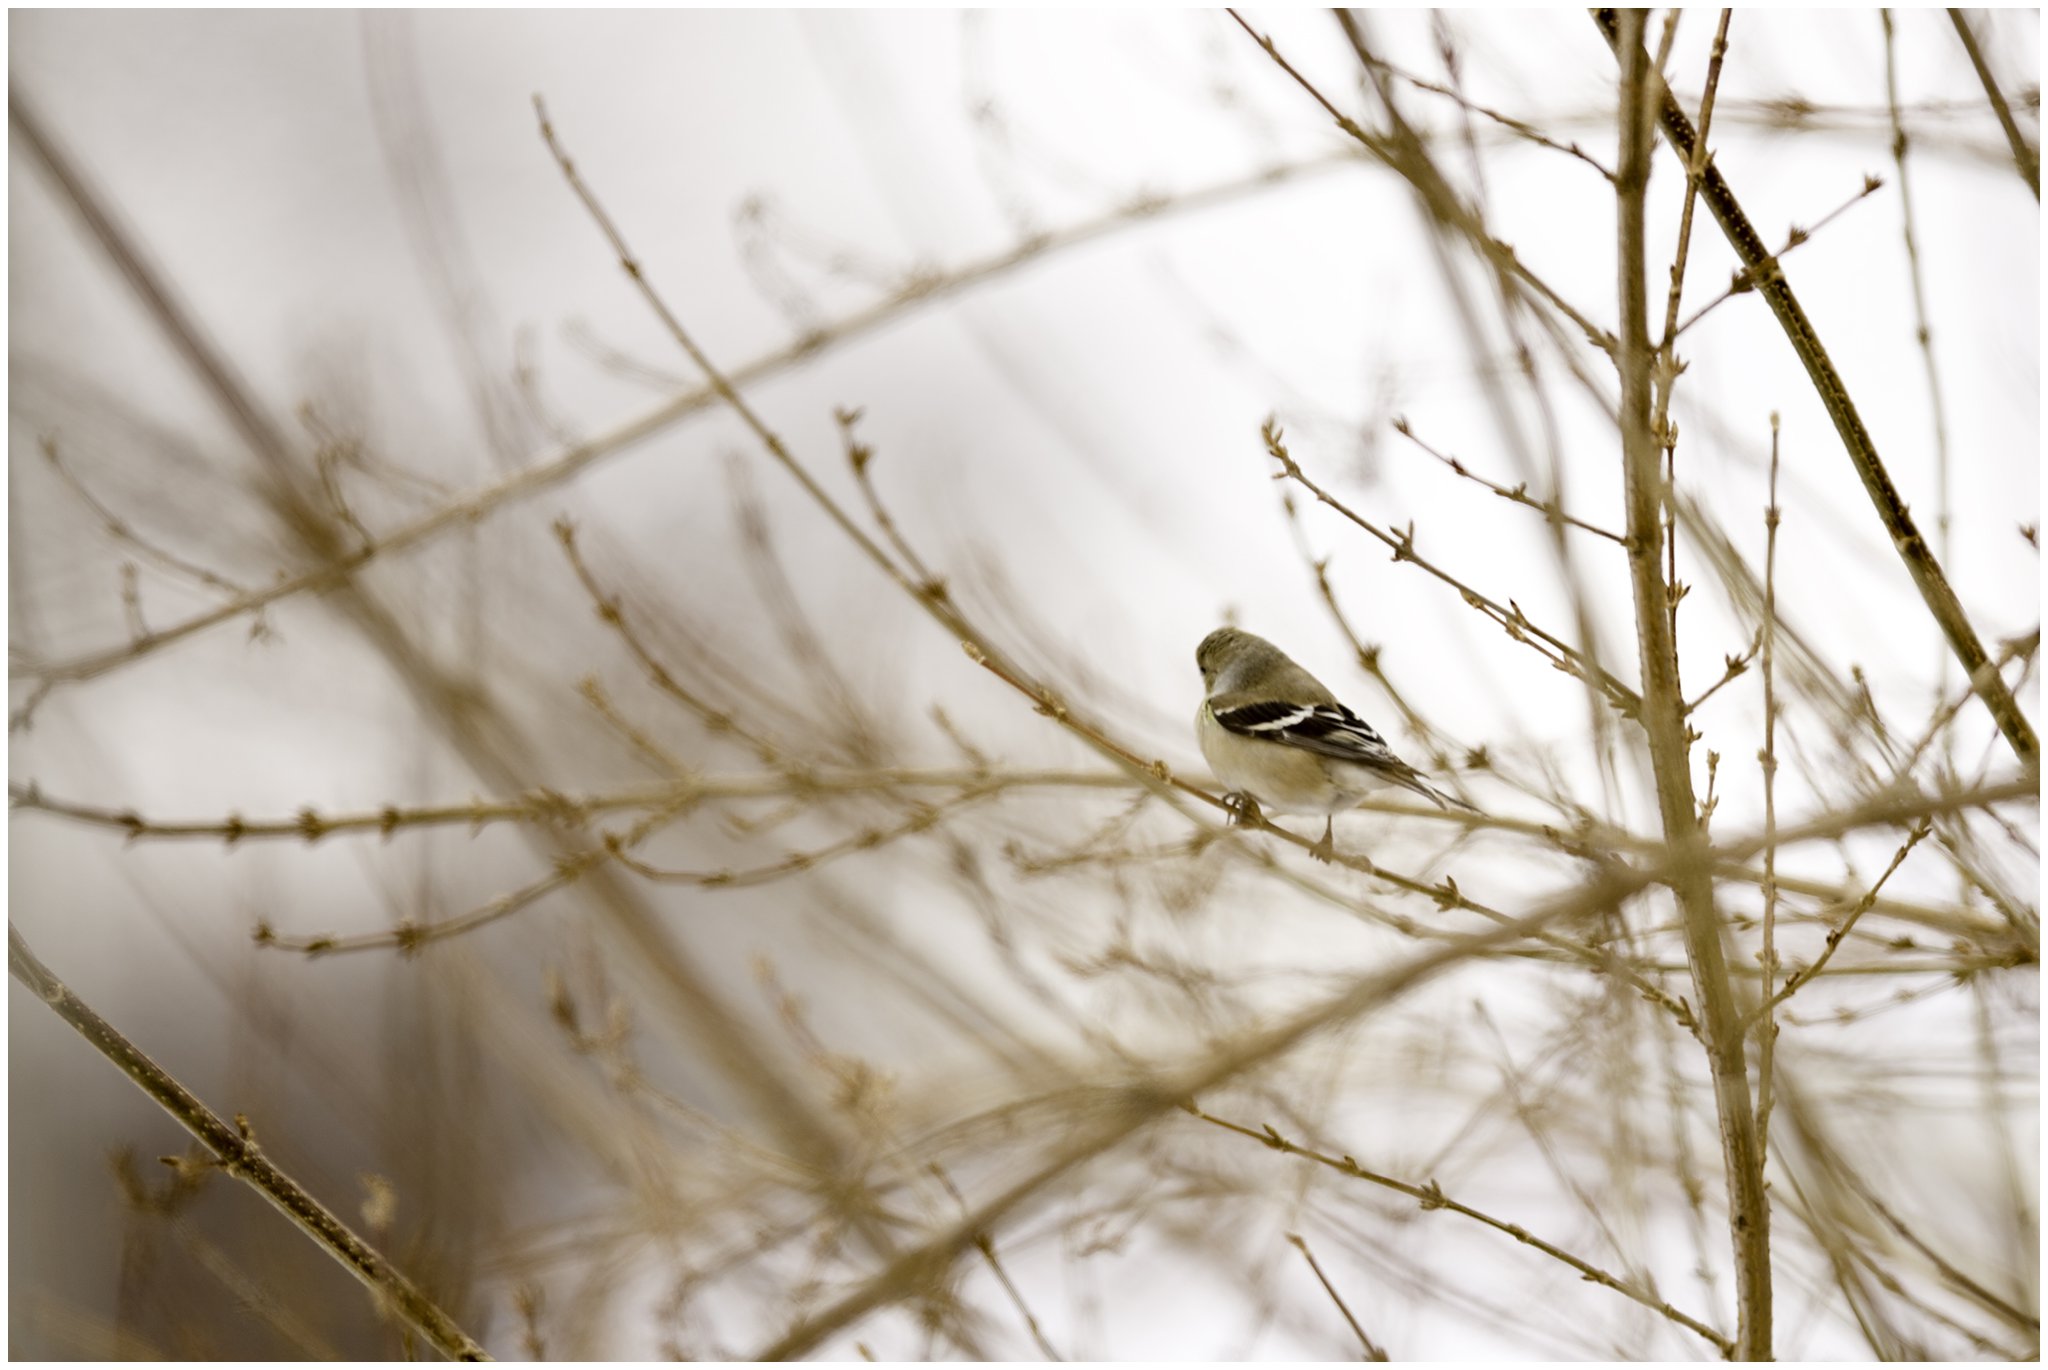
1594, 7, 2039, 769
8, 925, 491, 1360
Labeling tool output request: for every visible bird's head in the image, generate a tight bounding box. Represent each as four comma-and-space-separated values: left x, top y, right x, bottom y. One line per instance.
1196, 626, 1281, 693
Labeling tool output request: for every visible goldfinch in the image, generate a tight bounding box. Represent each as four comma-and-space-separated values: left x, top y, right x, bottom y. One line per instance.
1195, 626, 1472, 860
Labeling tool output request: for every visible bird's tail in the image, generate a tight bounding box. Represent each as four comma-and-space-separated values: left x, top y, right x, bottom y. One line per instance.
1407, 774, 1480, 814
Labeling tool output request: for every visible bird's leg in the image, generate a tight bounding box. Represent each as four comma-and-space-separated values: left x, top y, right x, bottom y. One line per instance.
1221, 791, 1264, 829
1309, 816, 1335, 864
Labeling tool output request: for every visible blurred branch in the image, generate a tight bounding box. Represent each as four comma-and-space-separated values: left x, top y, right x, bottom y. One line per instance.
1369, 57, 1615, 182
5, 770, 1138, 843
8, 924, 491, 1361
1750, 822, 1932, 1023
1844, 1166, 2042, 1337
10, 86, 855, 1169
929, 1163, 1066, 1360
1946, 8, 2041, 198
1897, 631, 2040, 779
606, 784, 1004, 888
557, 517, 802, 767
10, 141, 1356, 717
754, 854, 1679, 1358
1232, 7, 1620, 359
7, 95, 298, 485
1494, 92, 2029, 170
38, 437, 251, 600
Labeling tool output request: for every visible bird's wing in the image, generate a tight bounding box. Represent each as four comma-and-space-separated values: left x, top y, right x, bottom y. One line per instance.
1212, 698, 1407, 769
1211, 698, 1464, 808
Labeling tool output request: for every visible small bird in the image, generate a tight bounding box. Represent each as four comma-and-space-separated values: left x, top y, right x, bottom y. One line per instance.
1195, 626, 1473, 861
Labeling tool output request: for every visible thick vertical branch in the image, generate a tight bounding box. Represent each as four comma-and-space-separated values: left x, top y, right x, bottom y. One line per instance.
1613, 15, 1772, 1360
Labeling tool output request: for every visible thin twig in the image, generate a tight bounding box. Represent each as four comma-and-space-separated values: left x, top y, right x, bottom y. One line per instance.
578, 674, 693, 779
1286, 1232, 1388, 1360
929, 1164, 1065, 1360
8, 769, 1128, 844
1193, 1109, 1733, 1356
1674, 176, 1886, 337
38, 437, 250, 599
1881, 11, 1957, 580
1395, 418, 1627, 545
1682, 633, 1762, 716
1840, 1165, 2041, 1335
1751, 822, 1933, 1023
1655, 10, 1731, 357
556, 517, 792, 766
1276, 492, 1449, 757
1371, 59, 1615, 182
838, 408, 945, 592
1757, 414, 1784, 1166
259, 856, 591, 957
1266, 423, 1642, 714
606, 786, 1004, 889
1896, 631, 2040, 779
1653, 10, 1732, 665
